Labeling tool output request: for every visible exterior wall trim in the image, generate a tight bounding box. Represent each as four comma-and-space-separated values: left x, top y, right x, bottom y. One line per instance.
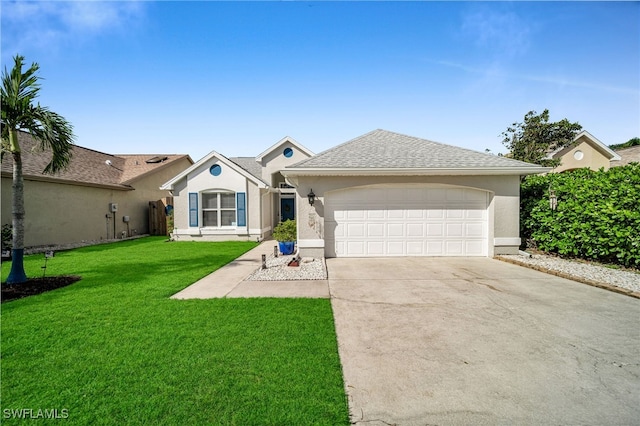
297, 239, 325, 249
283, 167, 550, 177
494, 237, 521, 246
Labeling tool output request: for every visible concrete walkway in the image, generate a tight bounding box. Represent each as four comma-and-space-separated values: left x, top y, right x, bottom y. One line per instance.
171, 241, 329, 299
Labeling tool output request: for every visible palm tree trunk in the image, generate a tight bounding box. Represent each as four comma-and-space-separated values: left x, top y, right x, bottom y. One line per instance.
7, 130, 27, 284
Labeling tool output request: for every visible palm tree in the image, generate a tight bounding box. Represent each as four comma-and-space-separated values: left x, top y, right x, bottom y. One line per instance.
1, 55, 75, 284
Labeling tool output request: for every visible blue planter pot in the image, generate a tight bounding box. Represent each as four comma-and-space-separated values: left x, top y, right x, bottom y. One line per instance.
278, 241, 295, 255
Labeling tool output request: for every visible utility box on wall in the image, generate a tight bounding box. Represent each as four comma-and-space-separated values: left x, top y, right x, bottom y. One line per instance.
109, 203, 118, 213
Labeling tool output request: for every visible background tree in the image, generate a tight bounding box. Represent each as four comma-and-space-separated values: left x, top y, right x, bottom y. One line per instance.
501, 109, 582, 167
1, 55, 75, 284
609, 137, 640, 150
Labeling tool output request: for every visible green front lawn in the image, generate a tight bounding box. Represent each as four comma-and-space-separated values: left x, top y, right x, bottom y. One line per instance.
1, 237, 349, 425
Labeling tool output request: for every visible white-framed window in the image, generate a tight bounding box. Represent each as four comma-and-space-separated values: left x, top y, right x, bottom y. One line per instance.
202, 192, 236, 227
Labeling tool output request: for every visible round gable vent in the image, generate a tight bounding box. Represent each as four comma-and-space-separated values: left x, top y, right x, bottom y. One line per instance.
210, 164, 222, 176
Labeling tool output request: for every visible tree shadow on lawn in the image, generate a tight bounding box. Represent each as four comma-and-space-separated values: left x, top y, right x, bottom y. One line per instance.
0, 253, 237, 303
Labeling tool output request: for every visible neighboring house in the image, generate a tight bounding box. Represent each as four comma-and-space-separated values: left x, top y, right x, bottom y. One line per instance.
1, 130, 193, 248
160, 136, 314, 241
282, 129, 549, 258
610, 145, 640, 167
546, 131, 621, 172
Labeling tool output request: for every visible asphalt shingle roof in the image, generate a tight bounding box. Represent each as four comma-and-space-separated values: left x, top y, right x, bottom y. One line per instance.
1, 131, 189, 188
229, 157, 264, 181
290, 129, 543, 170
611, 145, 640, 167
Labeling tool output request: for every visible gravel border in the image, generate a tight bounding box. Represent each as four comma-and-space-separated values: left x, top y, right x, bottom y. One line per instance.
498, 253, 640, 299
246, 254, 327, 281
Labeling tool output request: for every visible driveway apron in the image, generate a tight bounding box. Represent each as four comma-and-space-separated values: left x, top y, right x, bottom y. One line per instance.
327, 257, 640, 425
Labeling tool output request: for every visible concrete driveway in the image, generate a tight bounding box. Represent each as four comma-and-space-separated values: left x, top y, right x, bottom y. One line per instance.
328, 257, 640, 425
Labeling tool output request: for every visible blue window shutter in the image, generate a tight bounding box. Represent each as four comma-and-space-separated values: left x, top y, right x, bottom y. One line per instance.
237, 192, 246, 227
189, 193, 198, 227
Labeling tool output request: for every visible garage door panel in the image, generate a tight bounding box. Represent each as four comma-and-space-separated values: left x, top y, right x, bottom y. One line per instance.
427, 188, 446, 202
387, 241, 404, 255
407, 209, 424, 219
367, 223, 384, 237
388, 210, 404, 219
466, 190, 488, 202
367, 209, 385, 219
445, 240, 464, 255
347, 210, 365, 220
406, 241, 423, 255
406, 223, 424, 237
407, 188, 426, 202
466, 209, 485, 219
466, 223, 485, 237
333, 210, 346, 221
367, 241, 384, 255
347, 241, 365, 255
446, 189, 465, 201
388, 223, 404, 237
427, 241, 444, 255
465, 240, 485, 256
447, 209, 464, 219
326, 186, 488, 257
427, 223, 444, 236
446, 223, 463, 237
346, 223, 365, 237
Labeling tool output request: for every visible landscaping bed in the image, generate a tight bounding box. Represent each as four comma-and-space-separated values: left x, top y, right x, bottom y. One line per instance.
1, 275, 81, 302
499, 252, 640, 298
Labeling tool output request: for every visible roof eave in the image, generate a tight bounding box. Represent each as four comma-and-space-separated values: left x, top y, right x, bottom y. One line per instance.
282, 167, 551, 177
1, 171, 134, 190
160, 151, 269, 190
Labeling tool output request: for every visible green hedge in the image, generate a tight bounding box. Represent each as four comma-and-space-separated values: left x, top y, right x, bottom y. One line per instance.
520, 164, 640, 268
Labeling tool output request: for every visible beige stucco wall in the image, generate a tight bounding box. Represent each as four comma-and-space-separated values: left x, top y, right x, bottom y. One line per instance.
2, 177, 129, 247
258, 141, 312, 230
259, 141, 312, 186
0, 158, 190, 248
289, 174, 522, 258
555, 139, 611, 172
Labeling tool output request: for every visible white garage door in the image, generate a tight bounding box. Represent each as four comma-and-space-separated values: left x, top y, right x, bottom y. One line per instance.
325, 186, 488, 257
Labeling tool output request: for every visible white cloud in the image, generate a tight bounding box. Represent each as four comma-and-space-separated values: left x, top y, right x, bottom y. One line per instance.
460, 7, 532, 58
433, 59, 639, 96
1, 1, 145, 55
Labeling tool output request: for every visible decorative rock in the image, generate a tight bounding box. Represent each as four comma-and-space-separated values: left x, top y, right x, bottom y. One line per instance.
499, 253, 640, 295
247, 254, 327, 281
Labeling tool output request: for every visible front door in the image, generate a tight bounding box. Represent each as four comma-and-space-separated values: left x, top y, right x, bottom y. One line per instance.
280, 197, 295, 222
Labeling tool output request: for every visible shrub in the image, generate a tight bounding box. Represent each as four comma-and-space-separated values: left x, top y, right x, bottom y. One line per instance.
272, 219, 297, 242
520, 164, 640, 267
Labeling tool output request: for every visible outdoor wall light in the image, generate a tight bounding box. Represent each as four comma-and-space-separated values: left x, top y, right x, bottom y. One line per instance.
307, 189, 316, 206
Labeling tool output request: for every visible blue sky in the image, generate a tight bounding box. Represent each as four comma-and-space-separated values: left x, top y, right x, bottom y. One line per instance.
2, 1, 638, 161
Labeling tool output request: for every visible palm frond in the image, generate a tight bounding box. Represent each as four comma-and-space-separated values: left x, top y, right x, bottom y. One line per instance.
1, 54, 75, 173
29, 106, 75, 174
1, 56, 41, 122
